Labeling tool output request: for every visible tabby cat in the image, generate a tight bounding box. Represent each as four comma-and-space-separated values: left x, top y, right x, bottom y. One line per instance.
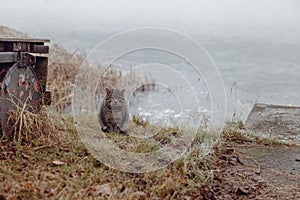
98, 88, 129, 134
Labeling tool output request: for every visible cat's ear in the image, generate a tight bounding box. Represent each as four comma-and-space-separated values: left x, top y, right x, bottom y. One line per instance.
121, 89, 125, 95
105, 88, 111, 94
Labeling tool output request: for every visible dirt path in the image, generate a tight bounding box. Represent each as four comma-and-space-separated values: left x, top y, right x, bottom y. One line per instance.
233, 143, 300, 199
245, 103, 300, 146
236, 144, 300, 174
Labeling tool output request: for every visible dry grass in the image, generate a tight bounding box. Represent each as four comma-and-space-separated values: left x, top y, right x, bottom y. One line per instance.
0, 26, 29, 38
1, 26, 299, 200
47, 43, 82, 112
6, 104, 65, 147
0, 98, 298, 199
47, 42, 155, 113
0, 114, 214, 199
1, 114, 298, 199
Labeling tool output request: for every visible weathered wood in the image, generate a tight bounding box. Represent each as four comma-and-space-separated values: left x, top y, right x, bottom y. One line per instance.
0, 52, 18, 63
12, 42, 31, 52
34, 56, 48, 92
245, 103, 300, 144
0, 37, 51, 135
33, 45, 49, 54
0, 42, 13, 52
0, 38, 49, 43
0, 43, 4, 52
21, 52, 36, 66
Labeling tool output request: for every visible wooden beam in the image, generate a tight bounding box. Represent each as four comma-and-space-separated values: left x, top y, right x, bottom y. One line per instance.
34, 56, 48, 92
0, 38, 50, 43
12, 42, 31, 52
0, 52, 18, 63
0, 43, 4, 52
33, 45, 49, 54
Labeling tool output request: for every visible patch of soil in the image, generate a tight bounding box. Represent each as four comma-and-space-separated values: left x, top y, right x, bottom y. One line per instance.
236, 144, 300, 175
245, 103, 300, 145
195, 139, 299, 200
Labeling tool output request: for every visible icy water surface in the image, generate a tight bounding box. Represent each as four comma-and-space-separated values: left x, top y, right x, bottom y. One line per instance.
75, 36, 300, 133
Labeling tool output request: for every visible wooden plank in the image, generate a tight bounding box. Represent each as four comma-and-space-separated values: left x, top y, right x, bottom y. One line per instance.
0, 43, 4, 52
32, 45, 49, 54
12, 42, 31, 52
245, 103, 300, 145
34, 56, 48, 92
0, 38, 49, 43
0, 52, 18, 63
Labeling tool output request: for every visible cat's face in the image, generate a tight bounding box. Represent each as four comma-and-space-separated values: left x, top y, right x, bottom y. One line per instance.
105, 88, 125, 107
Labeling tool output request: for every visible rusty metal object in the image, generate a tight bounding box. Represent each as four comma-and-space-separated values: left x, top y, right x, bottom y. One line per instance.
1, 63, 42, 138
0, 38, 50, 139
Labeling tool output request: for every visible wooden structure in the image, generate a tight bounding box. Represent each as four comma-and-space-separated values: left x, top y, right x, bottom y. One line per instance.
0, 38, 51, 138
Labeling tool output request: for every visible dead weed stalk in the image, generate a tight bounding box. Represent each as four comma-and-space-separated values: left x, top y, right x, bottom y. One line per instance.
7, 101, 65, 146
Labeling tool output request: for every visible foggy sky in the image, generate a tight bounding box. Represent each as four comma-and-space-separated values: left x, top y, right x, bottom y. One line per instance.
0, 0, 299, 42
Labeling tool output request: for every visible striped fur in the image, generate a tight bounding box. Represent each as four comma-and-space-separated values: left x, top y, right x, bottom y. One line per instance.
98, 88, 129, 133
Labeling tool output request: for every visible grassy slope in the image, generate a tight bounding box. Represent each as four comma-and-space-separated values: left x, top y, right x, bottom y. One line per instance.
0, 118, 299, 200
0, 26, 299, 199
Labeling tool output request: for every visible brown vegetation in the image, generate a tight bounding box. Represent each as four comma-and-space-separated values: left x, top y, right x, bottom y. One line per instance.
0, 26, 299, 200
1, 119, 299, 199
